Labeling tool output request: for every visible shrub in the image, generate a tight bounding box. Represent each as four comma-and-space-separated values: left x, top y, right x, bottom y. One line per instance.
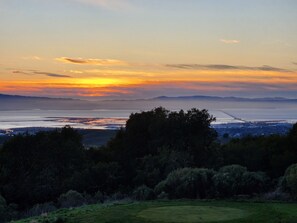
219, 165, 247, 178
133, 185, 154, 200
154, 180, 167, 196
240, 171, 269, 194
58, 190, 85, 208
213, 165, 269, 197
0, 195, 8, 221
212, 172, 235, 197
81, 192, 96, 205
156, 168, 215, 199
213, 165, 247, 196
24, 202, 57, 218
94, 190, 105, 203
108, 192, 127, 201
157, 191, 169, 200
0, 194, 16, 222
284, 163, 297, 198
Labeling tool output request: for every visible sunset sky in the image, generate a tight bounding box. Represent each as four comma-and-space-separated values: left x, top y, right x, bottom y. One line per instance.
0, 0, 297, 99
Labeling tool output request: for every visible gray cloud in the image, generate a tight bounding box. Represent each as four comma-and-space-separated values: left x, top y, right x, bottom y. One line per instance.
293, 62, 297, 66
166, 64, 290, 72
33, 72, 71, 78
55, 57, 127, 66
12, 70, 71, 78
12, 70, 31, 75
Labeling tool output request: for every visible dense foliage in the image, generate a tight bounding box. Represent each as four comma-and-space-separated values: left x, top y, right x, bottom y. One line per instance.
284, 164, 297, 198
154, 165, 268, 199
0, 126, 86, 208
105, 107, 218, 189
155, 168, 215, 199
0, 107, 297, 222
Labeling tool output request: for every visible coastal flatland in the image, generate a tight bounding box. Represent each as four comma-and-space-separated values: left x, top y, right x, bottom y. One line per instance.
16, 200, 297, 223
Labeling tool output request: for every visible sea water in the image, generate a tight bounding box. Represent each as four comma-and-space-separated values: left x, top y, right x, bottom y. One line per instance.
0, 108, 297, 130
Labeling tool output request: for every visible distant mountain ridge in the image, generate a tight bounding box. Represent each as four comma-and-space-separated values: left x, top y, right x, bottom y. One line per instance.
1, 93, 297, 102
0, 93, 94, 110
1, 93, 297, 111
0, 93, 76, 101
153, 95, 297, 102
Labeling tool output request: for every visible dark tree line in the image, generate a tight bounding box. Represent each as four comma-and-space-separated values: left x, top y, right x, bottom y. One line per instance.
0, 127, 86, 208
0, 107, 297, 221
221, 125, 297, 177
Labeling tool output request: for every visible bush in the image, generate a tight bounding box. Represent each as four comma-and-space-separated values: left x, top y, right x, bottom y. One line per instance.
0, 194, 16, 222
58, 190, 85, 208
284, 163, 297, 198
155, 168, 215, 199
108, 192, 127, 202
0, 195, 8, 221
154, 180, 167, 196
219, 165, 247, 178
157, 191, 169, 200
213, 165, 269, 197
24, 202, 57, 218
212, 172, 234, 197
213, 165, 247, 196
240, 171, 269, 194
133, 185, 154, 200
94, 190, 105, 203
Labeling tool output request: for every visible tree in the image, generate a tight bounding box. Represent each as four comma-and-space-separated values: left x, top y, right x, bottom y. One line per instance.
284, 164, 297, 198
133, 147, 193, 188
221, 135, 291, 177
105, 107, 218, 188
0, 126, 86, 207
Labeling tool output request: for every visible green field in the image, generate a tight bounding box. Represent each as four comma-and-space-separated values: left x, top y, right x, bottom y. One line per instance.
15, 200, 297, 223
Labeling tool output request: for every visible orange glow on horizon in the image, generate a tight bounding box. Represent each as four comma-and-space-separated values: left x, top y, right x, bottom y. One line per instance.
1, 60, 297, 98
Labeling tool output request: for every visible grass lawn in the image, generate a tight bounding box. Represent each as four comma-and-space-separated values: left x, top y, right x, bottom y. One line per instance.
14, 200, 297, 223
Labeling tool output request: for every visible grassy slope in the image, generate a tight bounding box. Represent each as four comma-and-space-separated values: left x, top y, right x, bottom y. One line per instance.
15, 200, 297, 223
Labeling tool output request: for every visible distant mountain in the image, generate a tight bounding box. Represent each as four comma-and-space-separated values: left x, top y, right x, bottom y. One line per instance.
153, 95, 297, 102
0, 94, 96, 110
0, 94, 76, 101
1, 93, 297, 111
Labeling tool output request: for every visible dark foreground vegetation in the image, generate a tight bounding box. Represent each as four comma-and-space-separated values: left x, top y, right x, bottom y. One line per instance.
1, 107, 297, 222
